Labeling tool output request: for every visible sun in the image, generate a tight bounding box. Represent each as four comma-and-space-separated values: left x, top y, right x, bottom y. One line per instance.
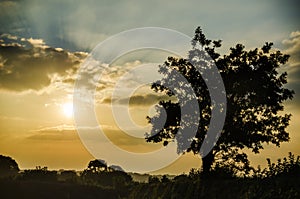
62, 102, 73, 118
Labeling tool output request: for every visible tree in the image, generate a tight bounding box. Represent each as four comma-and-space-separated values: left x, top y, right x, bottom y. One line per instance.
161, 175, 170, 183
21, 166, 57, 181
0, 155, 19, 178
87, 159, 108, 173
148, 176, 160, 184
146, 27, 294, 174
108, 165, 125, 172
59, 170, 77, 182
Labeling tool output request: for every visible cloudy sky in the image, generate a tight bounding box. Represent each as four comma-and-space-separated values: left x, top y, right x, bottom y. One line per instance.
0, 0, 299, 174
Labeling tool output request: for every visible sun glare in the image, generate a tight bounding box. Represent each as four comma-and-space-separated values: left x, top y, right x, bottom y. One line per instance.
62, 102, 73, 118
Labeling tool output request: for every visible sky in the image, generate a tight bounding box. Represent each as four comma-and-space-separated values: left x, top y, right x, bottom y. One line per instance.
0, 0, 299, 174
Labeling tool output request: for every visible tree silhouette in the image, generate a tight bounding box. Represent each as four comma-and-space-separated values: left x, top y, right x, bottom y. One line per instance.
59, 170, 77, 182
0, 155, 19, 178
109, 165, 125, 172
87, 159, 108, 173
20, 166, 57, 181
146, 27, 294, 174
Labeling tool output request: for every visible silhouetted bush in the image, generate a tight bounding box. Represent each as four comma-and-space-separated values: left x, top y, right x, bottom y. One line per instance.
58, 170, 78, 183
19, 166, 57, 182
0, 154, 299, 199
252, 152, 300, 179
129, 153, 300, 199
0, 155, 19, 179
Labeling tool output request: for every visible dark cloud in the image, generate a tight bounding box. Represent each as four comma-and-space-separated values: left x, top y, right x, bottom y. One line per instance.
0, 34, 86, 91
102, 128, 161, 153
102, 93, 176, 106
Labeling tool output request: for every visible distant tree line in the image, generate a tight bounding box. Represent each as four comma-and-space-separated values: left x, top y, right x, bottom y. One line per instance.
0, 153, 299, 198
130, 152, 300, 199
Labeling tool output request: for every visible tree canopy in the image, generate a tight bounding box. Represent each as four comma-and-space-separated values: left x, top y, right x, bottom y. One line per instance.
0, 155, 19, 178
87, 159, 108, 173
146, 27, 294, 174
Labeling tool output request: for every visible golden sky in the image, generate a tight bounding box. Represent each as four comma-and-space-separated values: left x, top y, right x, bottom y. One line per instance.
0, 0, 299, 174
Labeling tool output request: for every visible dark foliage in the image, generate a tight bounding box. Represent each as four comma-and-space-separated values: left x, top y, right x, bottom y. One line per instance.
146, 27, 294, 173
0, 154, 299, 198
129, 153, 300, 199
19, 166, 57, 182
87, 159, 108, 172
0, 155, 19, 178
0, 180, 119, 199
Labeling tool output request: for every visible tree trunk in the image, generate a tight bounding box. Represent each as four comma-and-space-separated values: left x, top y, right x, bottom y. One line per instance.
201, 151, 214, 175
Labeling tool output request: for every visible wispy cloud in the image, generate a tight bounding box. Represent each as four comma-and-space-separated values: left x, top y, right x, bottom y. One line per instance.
283, 31, 300, 69
26, 124, 157, 152
27, 124, 77, 141
282, 30, 300, 108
